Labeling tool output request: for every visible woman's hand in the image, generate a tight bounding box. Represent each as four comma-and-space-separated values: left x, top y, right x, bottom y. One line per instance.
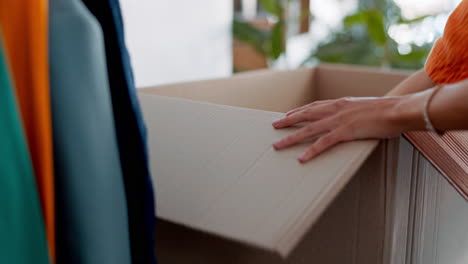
272, 95, 425, 163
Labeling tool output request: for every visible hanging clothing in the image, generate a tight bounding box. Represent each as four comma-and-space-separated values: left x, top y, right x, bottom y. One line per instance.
81, 1, 156, 263
425, 0, 468, 84
0, 35, 51, 264
0, 0, 56, 259
49, 0, 132, 263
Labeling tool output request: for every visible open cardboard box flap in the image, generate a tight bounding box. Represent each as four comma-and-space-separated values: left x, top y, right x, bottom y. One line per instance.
138, 64, 409, 257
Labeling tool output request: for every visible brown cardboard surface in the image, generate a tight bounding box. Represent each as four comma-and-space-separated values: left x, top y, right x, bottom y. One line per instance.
139, 64, 410, 257
154, 143, 393, 264
140, 67, 316, 113
139, 64, 409, 111
140, 94, 377, 256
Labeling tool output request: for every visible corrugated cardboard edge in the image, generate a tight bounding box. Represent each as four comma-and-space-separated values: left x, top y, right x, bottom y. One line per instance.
138, 63, 412, 92
405, 131, 468, 201
275, 140, 379, 256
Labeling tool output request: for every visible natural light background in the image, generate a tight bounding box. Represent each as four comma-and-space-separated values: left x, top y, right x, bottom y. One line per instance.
120, 0, 462, 86
390, 0, 462, 47
288, 0, 462, 67
121, 0, 233, 87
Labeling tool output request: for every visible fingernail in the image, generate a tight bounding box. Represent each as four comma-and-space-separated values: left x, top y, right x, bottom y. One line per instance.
272, 118, 282, 125
273, 140, 282, 149
297, 152, 307, 162
272, 120, 283, 129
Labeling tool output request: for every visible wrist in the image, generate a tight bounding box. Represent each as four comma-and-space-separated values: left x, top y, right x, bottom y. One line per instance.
387, 91, 429, 132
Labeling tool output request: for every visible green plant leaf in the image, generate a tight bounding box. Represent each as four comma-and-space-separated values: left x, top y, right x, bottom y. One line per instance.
233, 20, 270, 55
270, 22, 285, 59
303, 0, 435, 71
305, 31, 381, 66
344, 12, 366, 28
344, 10, 387, 46
260, 0, 282, 16
366, 11, 387, 46
397, 15, 431, 24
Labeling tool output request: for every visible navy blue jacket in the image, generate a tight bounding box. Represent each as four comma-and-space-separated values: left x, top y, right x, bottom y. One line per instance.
80, 1, 156, 263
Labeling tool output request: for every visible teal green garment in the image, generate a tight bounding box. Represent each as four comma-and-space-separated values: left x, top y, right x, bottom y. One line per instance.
48, 0, 132, 263
0, 35, 51, 264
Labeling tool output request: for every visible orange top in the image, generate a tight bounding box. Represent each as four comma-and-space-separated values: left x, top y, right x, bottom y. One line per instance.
0, 1, 55, 261
425, 0, 468, 84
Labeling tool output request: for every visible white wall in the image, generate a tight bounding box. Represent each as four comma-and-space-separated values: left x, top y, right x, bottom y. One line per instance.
120, 0, 233, 87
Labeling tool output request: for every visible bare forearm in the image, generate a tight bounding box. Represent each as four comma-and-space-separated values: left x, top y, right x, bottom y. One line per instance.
387, 69, 436, 96
394, 80, 468, 131
430, 80, 468, 130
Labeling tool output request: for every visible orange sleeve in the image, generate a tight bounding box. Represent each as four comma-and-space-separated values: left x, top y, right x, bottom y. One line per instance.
425, 0, 468, 84
0, 1, 55, 261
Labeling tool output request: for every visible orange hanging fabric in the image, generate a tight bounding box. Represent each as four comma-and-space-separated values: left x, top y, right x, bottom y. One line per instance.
0, 1, 55, 261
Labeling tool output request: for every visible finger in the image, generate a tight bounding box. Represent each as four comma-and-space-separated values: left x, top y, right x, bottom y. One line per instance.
273, 103, 335, 129
286, 100, 331, 116
297, 128, 348, 163
272, 111, 310, 129
273, 119, 333, 150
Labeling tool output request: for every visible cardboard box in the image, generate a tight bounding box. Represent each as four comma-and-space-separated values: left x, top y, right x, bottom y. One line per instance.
138, 64, 410, 263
